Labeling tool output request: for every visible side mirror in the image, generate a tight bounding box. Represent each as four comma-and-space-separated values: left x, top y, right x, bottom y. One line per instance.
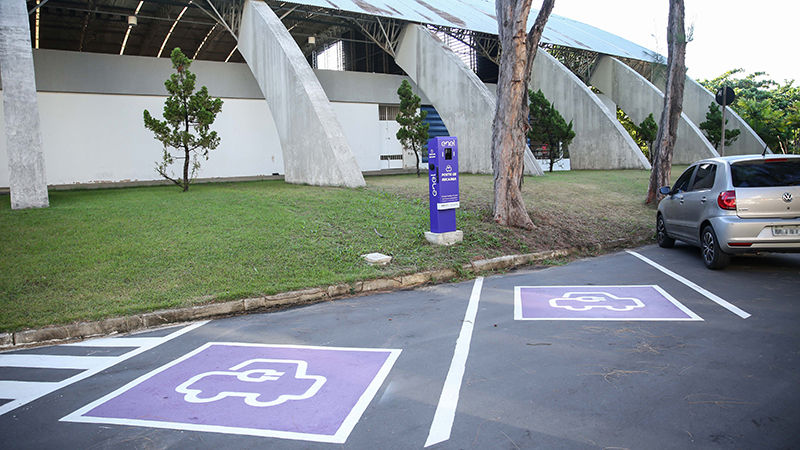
659, 186, 672, 196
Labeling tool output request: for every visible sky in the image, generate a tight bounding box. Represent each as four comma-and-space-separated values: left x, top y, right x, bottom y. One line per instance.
551, 0, 798, 85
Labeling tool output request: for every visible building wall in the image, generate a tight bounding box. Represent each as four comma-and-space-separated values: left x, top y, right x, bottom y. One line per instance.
330, 102, 383, 172
0, 91, 283, 186
0, 50, 413, 188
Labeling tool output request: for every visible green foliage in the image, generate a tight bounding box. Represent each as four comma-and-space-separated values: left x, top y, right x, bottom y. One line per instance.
143, 48, 224, 191
699, 69, 800, 154
395, 80, 430, 177
698, 103, 741, 150
616, 109, 659, 163
734, 98, 785, 152
617, 108, 642, 144
639, 114, 658, 151
528, 89, 575, 172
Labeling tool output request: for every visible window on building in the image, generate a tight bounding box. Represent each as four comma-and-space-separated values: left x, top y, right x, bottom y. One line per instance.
379, 105, 400, 121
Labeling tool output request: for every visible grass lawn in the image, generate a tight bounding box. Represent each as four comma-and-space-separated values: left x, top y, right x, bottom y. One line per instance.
0, 169, 670, 332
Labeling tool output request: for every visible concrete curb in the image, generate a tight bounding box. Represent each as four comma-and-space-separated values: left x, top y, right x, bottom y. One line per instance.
0, 238, 635, 349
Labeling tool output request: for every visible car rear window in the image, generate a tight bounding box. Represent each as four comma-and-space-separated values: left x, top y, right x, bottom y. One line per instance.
731, 160, 800, 188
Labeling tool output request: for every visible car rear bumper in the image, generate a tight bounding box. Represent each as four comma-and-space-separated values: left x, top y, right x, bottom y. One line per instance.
710, 216, 800, 253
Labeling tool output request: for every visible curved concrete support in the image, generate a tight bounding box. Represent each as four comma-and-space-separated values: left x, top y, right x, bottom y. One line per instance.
395, 24, 543, 175
0, 0, 49, 209
591, 56, 718, 164
531, 49, 650, 170
681, 77, 769, 155
653, 74, 769, 155
238, 0, 365, 188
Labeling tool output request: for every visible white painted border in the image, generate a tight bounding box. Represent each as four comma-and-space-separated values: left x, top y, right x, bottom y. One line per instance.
514, 285, 703, 321
626, 250, 751, 319
60, 342, 401, 444
425, 277, 483, 447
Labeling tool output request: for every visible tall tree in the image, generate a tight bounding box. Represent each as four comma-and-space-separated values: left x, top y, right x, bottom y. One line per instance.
395, 80, 429, 177
645, 0, 687, 205
528, 89, 575, 172
491, 0, 555, 229
144, 48, 223, 192
698, 103, 741, 150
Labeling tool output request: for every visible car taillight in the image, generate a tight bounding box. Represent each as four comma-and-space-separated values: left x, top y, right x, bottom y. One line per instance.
718, 190, 736, 210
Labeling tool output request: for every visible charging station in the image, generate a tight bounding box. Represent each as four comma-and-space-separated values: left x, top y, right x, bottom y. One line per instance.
425, 136, 463, 246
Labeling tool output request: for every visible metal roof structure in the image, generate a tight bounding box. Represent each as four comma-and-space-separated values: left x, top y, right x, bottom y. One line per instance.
287, 0, 657, 61
23, 0, 660, 71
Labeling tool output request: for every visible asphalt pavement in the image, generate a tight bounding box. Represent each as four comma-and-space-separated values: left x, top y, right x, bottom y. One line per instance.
1, 244, 799, 449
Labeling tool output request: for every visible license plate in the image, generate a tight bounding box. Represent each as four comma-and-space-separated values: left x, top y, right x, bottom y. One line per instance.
773, 226, 800, 236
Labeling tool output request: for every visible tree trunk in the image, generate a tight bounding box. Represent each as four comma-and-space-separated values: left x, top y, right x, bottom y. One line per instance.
183, 144, 190, 192
414, 143, 421, 177
646, 0, 687, 204
491, 0, 554, 229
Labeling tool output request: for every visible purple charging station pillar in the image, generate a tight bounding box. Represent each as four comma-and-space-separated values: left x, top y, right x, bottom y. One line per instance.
425, 136, 463, 246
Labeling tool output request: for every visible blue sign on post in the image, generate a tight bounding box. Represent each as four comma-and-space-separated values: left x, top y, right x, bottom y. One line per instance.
428, 136, 459, 234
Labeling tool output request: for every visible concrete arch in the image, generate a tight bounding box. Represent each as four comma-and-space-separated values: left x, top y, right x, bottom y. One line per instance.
395, 24, 544, 175
682, 77, 769, 155
653, 75, 769, 155
531, 49, 651, 170
590, 56, 718, 164
238, 0, 365, 188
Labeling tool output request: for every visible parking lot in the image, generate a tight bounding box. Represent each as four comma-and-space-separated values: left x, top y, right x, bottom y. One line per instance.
2, 244, 799, 449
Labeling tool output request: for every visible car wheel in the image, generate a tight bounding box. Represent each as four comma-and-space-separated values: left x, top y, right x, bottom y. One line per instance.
656, 214, 675, 248
701, 225, 731, 270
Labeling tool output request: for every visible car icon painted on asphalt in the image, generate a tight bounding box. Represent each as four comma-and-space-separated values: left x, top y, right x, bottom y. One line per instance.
549, 292, 645, 312
175, 358, 326, 407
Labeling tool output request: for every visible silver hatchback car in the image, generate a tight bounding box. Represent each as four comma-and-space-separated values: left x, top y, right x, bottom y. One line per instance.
657, 155, 800, 269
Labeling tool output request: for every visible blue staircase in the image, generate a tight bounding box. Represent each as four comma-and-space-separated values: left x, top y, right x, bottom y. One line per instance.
421, 106, 449, 163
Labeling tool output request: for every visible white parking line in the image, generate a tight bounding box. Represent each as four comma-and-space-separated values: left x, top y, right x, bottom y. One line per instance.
626, 250, 751, 319
0, 321, 208, 417
0, 355, 119, 370
424, 277, 484, 448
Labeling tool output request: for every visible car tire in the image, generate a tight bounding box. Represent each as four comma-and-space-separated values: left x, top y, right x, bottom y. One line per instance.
656, 214, 675, 248
701, 225, 731, 270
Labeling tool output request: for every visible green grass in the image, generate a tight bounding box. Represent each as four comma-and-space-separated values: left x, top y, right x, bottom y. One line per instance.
0, 170, 669, 332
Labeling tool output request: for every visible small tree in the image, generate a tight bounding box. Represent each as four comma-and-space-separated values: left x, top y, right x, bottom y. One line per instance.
638, 113, 658, 163
395, 80, 430, 177
144, 48, 223, 192
617, 110, 657, 163
527, 89, 575, 172
699, 103, 740, 150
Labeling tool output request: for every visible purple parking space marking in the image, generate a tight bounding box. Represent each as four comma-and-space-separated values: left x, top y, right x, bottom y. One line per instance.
61, 343, 401, 443
514, 285, 702, 321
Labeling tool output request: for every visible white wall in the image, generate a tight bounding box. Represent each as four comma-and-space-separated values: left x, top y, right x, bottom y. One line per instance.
330, 102, 382, 172
0, 49, 420, 188
0, 91, 283, 186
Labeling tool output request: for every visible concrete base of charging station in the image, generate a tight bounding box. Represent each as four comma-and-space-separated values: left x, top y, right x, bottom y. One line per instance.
424, 230, 463, 246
